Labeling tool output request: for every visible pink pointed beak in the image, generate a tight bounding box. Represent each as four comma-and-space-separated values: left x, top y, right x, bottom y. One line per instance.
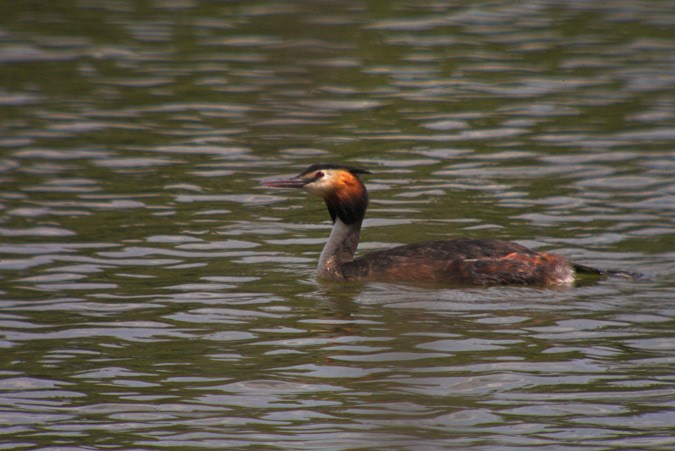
261, 177, 309, 189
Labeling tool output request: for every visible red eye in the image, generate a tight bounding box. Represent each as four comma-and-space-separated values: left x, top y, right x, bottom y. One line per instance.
315, 171, 325, 179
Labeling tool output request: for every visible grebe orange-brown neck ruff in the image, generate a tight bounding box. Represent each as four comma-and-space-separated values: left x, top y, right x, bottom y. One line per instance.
262, 163, 635, 286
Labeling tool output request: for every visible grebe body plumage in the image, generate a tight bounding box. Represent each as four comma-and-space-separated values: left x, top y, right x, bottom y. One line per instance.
262, 163, 625, 286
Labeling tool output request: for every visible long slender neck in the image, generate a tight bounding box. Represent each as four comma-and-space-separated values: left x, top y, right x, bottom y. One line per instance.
317, 218, 362, 281
315, 171, 368, 281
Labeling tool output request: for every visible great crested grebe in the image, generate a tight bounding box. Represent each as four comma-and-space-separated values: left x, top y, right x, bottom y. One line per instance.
262, 163, 633, 286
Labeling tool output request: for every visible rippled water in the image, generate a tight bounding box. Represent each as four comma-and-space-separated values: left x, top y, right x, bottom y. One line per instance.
1, 0, 674, 449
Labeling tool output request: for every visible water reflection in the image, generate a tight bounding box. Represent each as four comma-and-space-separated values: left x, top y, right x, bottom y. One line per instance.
1, 0, 674, 449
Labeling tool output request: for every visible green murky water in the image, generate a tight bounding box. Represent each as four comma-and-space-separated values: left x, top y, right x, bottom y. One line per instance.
1, 1, 674, 449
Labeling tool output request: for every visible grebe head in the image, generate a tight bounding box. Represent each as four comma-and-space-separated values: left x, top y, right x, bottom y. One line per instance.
262, 163, 371, 224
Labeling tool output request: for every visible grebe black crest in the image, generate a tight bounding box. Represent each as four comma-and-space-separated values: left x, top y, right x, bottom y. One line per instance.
262, 163, 639, 286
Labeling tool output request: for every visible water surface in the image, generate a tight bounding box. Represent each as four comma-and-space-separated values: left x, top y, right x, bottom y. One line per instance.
1, 0, 674, 449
